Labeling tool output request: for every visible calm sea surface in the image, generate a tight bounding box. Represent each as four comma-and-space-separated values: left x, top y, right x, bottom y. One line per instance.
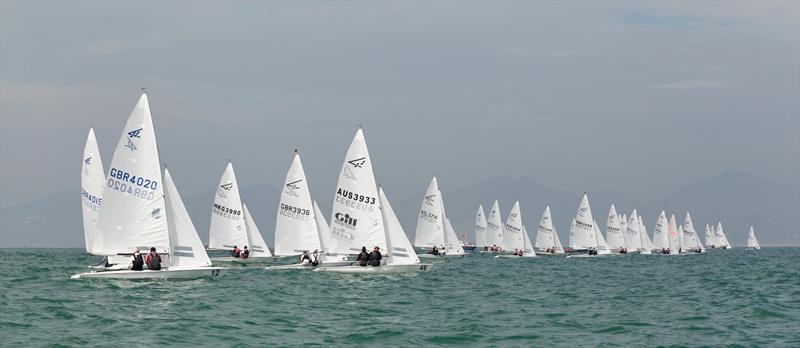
1, 248, 798, 347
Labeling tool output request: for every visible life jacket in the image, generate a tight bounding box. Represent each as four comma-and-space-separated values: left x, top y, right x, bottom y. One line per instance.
368, 251, 382, 266
241, 249, 250, 259
146, 253, 161, 270
356, 252, 369, 266
232, 248, 241, 258
131, 253, 144, 271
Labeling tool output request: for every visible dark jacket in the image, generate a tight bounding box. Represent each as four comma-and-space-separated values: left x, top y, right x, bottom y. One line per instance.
131, 253, 144, 271
356, 251, 369, 266
368, 251, 382, 266
146, 252, 161, 270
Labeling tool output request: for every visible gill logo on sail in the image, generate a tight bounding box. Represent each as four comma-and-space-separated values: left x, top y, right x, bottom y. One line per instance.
285, 179, 303, 197
424, 194, 437, 206
125, 128, 143, 151
217, 183, 233, 199
83, 157, 92, 175
348, 157, 366, 168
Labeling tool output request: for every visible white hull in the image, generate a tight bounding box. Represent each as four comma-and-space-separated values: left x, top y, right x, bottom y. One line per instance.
314, 263, 432, 274
417, 254, 443, 259
266, 261, 353, 270
211, 256, 272, 264
495, 254, 536, 259
88, 263, 129, 271
533, 251, 564, 257
566, 253, 617, 258
71, 267, 225, 280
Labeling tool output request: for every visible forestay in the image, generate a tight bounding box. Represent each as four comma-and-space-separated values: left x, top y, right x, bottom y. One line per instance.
208, 162, 247, 250
414, 177, 444, 248
96, 93, 168, 255
274, 152, 320, 255
81, 128, 105, 254
164, 168, 212, 268
329, 129, 385, 254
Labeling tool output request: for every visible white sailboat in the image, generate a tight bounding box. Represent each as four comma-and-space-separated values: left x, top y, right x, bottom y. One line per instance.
327, 128, 385, 255
207, 162, 247, 251
497, 225, 537, 258
81, 128, 105, 256
716, 222, 732, 249
474, 204, 488, 251
705, 224, 716, 249
485, 200, 504, 251
619, 213, 628, 249
568, 193, 596, 254
652, 211, 671, 254
316, 187, 432, 274
501, 201, 525, 253
682, 212, 705, 253
267, 200, 351, 270
73, 93, 223, 279
605, 204, 626, 253
746, 226, 761, 250
668, 214, 681, 253
413, 177, 444, 250
638, 217, 653, 254
534, 206, 564, 255
273, 151, 321, 256
623, 210, 643, 253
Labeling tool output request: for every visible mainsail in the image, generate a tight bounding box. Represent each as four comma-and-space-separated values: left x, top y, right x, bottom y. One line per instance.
274, 152, 320, 255
623, 210, 642, 253
746, 226, 760, 249
96, 92, 168, 255
486, 200, 504, 249
502, 201, 524, 251
534, 206, 559, 252
474, 204, 488, 249
605, 204, 626, 251
414, 177, 444, 248
570, 193, 596, 250
652, 211, 670, 252
208, 162, 247, 250
81, 128, 105, 254
716, 222, 731, 248
682, 212, 705, 252
329, 129, 385, 254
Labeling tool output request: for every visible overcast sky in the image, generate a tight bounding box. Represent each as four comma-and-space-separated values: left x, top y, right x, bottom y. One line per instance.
1, 1, 798, 210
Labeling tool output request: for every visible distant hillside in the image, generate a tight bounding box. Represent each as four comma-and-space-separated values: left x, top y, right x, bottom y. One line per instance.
2, 171, 797, 247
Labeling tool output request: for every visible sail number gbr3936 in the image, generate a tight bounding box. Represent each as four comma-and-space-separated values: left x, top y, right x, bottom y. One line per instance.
107, 167, 158, 200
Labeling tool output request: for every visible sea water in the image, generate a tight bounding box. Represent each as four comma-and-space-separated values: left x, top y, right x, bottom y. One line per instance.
1, 248, 798, 347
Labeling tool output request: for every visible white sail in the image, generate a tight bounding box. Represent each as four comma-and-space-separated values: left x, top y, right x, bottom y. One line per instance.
413, 177, 444, 248
605, 204, 626, 251
313, 200, 349, 263
568, 218, 577, 250
682, 212, 704, 252
502, 201, 525, 251
96, 93, 168, 255
639, 217, 653, 253
81, 128, 105, 254
242, 202, 272, 257
329, 129, 384, 254
163, 168, 212, 268
440, 191, 465, 255
486, 200, 504, 249
716, 222, 731, 248
474, 204, 488, 248
208, 162, 247, 250
274, 152, 320, 255
747, 226, 760, 249
553, 225, 565, 253
521, 225, 536, 257
704, 224, 715, 248
667, 214, 680, 252
619, 214, 628, 246
570, 194, 596, 250
652, 211, 670, 251
535, 206, 559, 252
668, 214, 683, 251
378, 187, 420, 265
593, 220, 611, 255
623, 210, 642, 253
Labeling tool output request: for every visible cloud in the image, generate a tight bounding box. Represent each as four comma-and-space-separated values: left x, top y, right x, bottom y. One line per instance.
645, 80, 728, 89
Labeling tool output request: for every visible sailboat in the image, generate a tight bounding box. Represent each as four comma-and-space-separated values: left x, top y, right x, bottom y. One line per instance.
593, 220, 612, 255
497, 225, 537, 258
705, 224, 716, 249
605, 204, 626, 253
746, 226, 761, 249
567, 193, 597, 256
315, 187, 432, 274
440, 191, 466, 258
619, 213, 628, 249
638, 217, 653, 255
534, 206, 564, 255
682, 212, 705, 253
327, 128, 385, 255
652, 211, 672, 254
715, 222, 732, 249
501, 201, 524, 254
623, 210, 643, 254
414, 177, 444, 254
474, 204, 488, 251
484, 200, 504, 252
73, 93, 222, 279
273, 151, 322, 257
267, 200, 351, 270
208, 162, 272, 263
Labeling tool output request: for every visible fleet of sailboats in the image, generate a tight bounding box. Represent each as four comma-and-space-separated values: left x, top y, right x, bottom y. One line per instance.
74, 92, 762, 280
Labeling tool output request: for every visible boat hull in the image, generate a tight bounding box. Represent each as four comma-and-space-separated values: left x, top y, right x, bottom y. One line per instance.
314, 263, 432, 274
71, 267, 225, 280
266, 261, 353, 270
211, 256, 271, 264
495, 254, 536, 259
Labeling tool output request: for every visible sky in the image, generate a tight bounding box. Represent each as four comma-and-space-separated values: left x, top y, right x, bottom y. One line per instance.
1, 1, 799, 211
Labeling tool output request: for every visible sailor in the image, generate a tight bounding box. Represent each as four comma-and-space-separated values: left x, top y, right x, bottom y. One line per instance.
300, 251, 312, 265
231, 245, 241, 258
368, 246, 382, 266
240, 246, 250, 259
146, 247, 161, 271
431, 246, 439, 256
356, 246, 369, 266
130, 249, 144, 271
